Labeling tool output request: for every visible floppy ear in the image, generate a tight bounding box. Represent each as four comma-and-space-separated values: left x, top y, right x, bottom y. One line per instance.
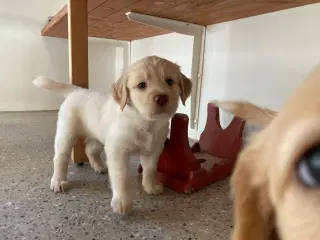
112, 74, 128, 111
179, 74, 192, 105
231, 146, 275, 240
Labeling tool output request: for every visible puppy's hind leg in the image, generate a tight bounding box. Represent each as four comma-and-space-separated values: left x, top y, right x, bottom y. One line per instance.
50, 115, 77, 193
85, 139, 107, 174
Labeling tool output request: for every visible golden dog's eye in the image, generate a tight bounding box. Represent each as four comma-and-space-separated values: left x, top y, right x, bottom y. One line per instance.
297, 146, 320, 187
137, 82, 146, 89
166, 79, 174, 86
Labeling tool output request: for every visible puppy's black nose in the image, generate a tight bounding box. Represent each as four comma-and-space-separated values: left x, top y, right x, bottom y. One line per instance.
154, 94, 168, 107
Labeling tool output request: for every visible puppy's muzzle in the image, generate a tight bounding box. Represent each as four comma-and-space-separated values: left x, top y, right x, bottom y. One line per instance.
154, 94, 169, 107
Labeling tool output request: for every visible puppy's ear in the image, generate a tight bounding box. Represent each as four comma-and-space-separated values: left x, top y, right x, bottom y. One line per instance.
179, 74, 192, 105
112, 74, 128, 111
231, 146, 274, 240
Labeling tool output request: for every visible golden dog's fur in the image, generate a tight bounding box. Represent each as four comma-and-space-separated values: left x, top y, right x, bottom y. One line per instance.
216, 65, 320, 240
214, 101, 276, 127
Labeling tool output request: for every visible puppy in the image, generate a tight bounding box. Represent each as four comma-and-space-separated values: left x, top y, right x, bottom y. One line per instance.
33, 56, 192, 214
216, 65, 320, 240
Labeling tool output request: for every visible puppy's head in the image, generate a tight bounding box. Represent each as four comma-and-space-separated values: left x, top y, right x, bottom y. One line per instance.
267, 66, 320, 240
112, 56, 192, 120
232, 65, 320, 240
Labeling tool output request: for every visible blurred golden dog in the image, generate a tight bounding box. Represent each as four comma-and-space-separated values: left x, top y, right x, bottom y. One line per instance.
216, 65, 320, 240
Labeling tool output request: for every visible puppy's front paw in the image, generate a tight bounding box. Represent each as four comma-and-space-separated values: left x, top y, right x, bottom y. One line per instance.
111, 196, 132, 215
90, 162, 108, 174
50, 177, 68, 192
143, 182, 164, 195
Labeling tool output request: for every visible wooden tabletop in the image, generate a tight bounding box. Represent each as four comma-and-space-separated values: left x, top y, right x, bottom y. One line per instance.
42, 0, 320, 41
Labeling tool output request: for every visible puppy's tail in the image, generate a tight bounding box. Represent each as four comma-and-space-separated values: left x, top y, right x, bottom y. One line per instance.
33, 76, 81, 97
212, 100, 277, 126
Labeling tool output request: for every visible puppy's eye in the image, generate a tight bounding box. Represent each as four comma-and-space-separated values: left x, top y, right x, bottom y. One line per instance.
297, 146, 320, 187
137, 82, 146, 89
166, 79, 174, 86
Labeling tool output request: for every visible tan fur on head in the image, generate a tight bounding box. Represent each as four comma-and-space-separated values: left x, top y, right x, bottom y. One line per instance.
112, 56, 192, 119
231, 65, 320, 240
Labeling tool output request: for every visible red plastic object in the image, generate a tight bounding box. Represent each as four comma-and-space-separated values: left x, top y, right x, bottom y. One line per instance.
138, 103, 245, 193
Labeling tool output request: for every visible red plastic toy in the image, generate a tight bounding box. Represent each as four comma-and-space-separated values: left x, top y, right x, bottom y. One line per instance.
138, 103, 245, 193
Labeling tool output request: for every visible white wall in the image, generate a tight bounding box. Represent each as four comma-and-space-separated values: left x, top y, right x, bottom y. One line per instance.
203, 3, 320, 140
0, 0, 128, 111
88, 38, 129, 93
50, 0, 68, 14
221, 3, 320, 110
131, 3, 320, 140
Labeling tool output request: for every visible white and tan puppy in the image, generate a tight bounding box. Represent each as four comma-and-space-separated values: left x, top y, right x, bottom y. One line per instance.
33, 56, 192, 214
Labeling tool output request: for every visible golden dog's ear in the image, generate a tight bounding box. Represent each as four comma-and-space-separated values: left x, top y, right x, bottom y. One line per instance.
112, 74, 128, 111
179, 74, 192, 105
231, 144, 275, 240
